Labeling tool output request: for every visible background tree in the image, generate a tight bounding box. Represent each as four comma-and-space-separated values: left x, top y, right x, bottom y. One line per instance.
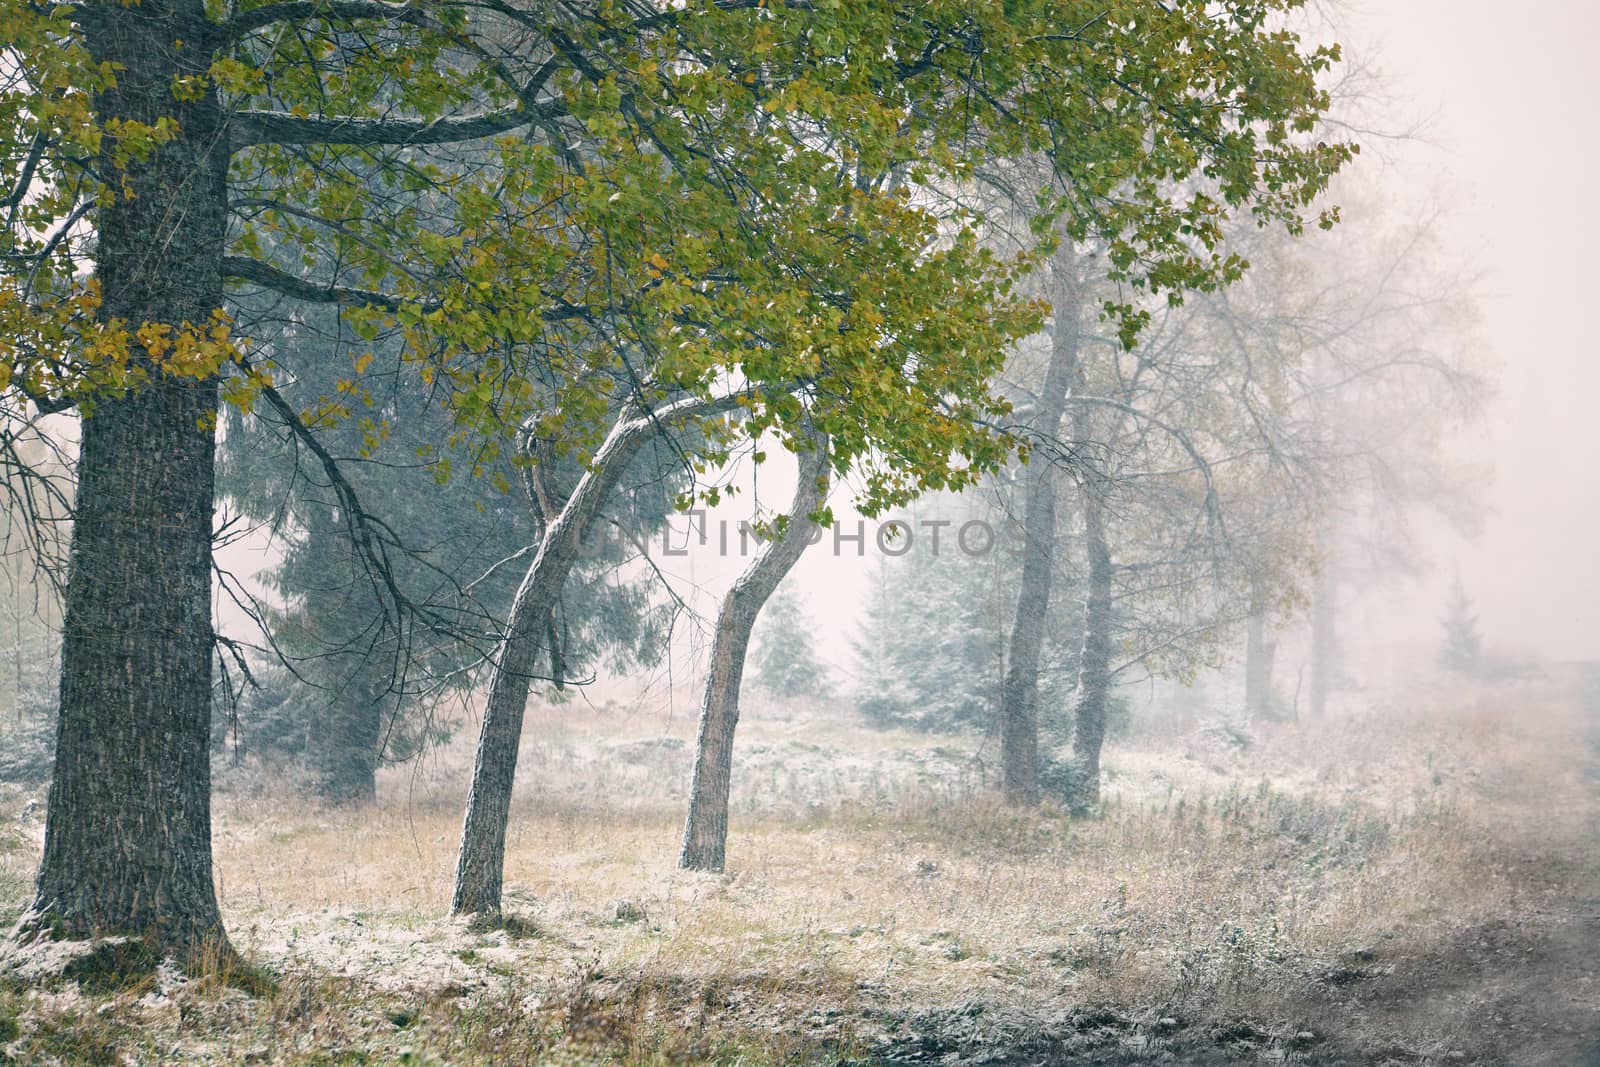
1285, 198, 1488, 710
1439, 574, 1485, 677
0, 421, 67, 784
849, 491, 1074, 734
998, 239, 1084, 805
750, 582, 834, 702
217, 314, 679, 804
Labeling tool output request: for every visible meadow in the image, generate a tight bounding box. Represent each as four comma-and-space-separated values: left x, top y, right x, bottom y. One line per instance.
2, 669, 1595, 1065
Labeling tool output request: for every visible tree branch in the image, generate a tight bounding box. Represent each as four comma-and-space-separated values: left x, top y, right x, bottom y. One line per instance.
222, 255, 590, 322
230, 100, 564, 152
216, 1, 442, 41
223, 255, 417, 312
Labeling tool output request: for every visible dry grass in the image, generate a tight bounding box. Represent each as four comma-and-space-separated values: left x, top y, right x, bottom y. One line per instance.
1, 669, 1596, 1065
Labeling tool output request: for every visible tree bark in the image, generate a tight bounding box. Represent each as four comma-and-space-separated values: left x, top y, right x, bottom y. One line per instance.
1000, 245, 1081, 807
1067, 477, 1113, 814
679, 431, 830, 871
452, 395, 732, 916
21, 2, 233, 958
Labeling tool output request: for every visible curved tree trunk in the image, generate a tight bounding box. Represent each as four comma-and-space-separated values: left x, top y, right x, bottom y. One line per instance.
679, 431, 830, 871
1067, 480, 1113, 814
452, 395, 733, 916
20, 2, 233, 960
1000, 244, 1081, 807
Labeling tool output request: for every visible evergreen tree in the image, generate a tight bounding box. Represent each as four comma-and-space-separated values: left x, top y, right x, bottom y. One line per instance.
218, 313, 679, 802
1439, 574, 1485, 676
750, 584, 834, 700
851, 495, 1082, 733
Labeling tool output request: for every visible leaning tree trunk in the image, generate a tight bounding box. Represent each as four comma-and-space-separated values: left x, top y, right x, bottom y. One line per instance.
680, 431, 830, 871
999, 244, 1081, 807
1067, 480, 1113, 814
21, 1, 233, 959
453, 395, 730, 916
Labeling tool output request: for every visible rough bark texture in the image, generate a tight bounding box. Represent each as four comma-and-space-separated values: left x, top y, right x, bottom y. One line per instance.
1067, 479, 1113, 814
679, 432, 830, 871
23, 2, 232, 957
452, 396, 730, 916
1000, 246, 1080, 808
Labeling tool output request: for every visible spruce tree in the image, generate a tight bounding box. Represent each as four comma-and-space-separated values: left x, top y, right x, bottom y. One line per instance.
750, 584, 834, 701
851, 498, 1081, 733
1439, 574, 1485, 676
218, 313, 679, 802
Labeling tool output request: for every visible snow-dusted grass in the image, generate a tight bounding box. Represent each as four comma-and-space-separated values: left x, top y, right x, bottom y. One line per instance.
0, 672, 1594, 1064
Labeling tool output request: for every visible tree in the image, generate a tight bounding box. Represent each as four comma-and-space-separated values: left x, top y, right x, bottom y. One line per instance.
453, 394, 741, 914
1285, 193, 1488, 711
2, 1, 1348, 951
750, 583, 834, 701
679, 429, 829, 872
0, 422, 65, 726
999, 240, 1083, 806
850, 498, 1045, 734
217, 316, 677, 804
1438, 574, 1484, 676
0, 423, 67, 785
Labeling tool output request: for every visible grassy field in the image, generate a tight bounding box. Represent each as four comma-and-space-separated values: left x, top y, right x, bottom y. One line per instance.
2, 670, 1597, 1065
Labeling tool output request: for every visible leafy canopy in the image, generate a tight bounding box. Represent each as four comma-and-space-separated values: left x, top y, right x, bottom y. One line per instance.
1, 0, 1351, 513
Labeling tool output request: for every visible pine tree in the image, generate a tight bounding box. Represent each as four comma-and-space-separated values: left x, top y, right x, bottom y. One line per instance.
750, 584, 834, 700
1439, 574, 1485, 676
850, 498, 1081, 733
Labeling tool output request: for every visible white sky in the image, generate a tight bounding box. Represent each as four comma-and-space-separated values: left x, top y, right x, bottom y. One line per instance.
1346, 0, 1600, 659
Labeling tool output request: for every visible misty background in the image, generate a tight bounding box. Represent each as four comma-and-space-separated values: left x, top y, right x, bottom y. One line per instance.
174, 0, 1600, 714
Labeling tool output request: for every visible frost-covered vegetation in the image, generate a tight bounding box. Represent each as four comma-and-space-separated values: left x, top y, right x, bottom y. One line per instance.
2, 670, 1596, 1064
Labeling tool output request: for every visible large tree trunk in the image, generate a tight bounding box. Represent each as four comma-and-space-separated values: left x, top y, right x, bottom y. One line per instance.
453, 396, 728, 916
1000, 245, 1081, 807
679, 431, 830, 871
21, 2, 232, 958
1067, 480, 1113, 814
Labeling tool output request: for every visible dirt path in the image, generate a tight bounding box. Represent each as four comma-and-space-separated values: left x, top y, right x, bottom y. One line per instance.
857, 670, 1600, 1067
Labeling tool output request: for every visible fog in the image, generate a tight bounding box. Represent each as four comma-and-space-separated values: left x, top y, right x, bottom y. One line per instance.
3, 4, 1598, 1063
587, 1, 1600, 706
1353, 0, 1600, 660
